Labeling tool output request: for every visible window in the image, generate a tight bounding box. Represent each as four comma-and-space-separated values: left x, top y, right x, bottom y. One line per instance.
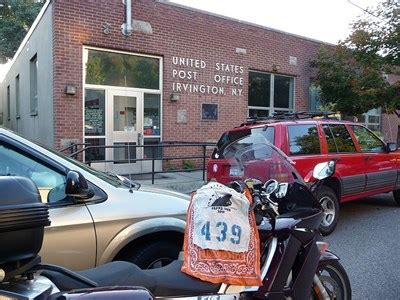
322, 125, 338, 153
30, 54, 38, 115
85, 138, 106, 163
323, 124, 356, 153
357, 108, 381, 132
85, 49, 160, 89
309, 83, 323, 111
144, 94, 161, 135
0, 143, 66, 204
351, 125, 385, 152
213, 126, 275, 159
248, 71, 294, 117
84, 89, 106, 163
7, 85, 10, 121
85, 89, 105, 136
288, 125, 320, 155
15, 75, 20, 118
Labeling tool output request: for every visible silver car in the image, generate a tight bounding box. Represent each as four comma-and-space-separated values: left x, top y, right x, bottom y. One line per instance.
0, 127, 189, 270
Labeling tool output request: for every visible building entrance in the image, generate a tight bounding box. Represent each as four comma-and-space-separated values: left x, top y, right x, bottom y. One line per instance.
107, 89, 143, 175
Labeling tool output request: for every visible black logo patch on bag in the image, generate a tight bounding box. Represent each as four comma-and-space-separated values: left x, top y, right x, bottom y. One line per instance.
211, 194, 232, 207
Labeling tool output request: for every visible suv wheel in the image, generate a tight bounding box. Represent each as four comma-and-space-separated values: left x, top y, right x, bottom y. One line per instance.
393, 190, 400, 206
118, 240, 181, 269
317, 186, 340, 236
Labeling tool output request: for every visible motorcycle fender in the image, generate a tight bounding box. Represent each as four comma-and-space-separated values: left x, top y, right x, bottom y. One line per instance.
317, 250, 340, 270
97, 217, 186, 266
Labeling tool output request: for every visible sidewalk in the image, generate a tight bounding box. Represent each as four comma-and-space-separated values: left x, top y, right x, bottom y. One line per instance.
131, 170, 207, 194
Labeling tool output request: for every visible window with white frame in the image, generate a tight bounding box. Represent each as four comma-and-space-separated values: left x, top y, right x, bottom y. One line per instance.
358, 108, 381, 132
248, 71, 294, 118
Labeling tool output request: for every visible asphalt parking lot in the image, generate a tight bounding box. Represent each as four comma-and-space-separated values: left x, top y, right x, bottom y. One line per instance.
325, 193, 400, 299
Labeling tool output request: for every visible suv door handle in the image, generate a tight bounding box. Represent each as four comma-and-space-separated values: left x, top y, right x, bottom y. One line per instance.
364, 156, 372, 161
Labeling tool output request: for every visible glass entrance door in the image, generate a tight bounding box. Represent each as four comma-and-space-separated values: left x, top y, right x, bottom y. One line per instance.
107, 90, 143, 175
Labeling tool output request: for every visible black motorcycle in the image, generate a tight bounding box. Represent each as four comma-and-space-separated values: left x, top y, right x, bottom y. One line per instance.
0, 136, 351, 299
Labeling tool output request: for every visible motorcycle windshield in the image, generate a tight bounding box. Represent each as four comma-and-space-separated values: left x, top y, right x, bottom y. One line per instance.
222, 133, 303, 185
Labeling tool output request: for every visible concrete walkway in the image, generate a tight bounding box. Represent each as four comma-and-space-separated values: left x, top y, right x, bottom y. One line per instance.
131, 170, 206, 194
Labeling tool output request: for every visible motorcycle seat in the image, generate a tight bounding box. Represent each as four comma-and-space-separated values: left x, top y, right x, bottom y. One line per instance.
42, 260, 220, 297
144, 260, 220, 296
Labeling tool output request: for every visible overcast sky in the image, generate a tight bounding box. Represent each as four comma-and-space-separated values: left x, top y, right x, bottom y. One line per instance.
0, 0, 382, 81
170, 0, 381, 43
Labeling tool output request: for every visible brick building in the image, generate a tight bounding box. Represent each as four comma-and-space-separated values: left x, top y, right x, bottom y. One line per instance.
0, 0, 397, 174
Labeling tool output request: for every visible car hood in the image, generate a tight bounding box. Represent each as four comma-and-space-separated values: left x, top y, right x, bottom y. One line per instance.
138, 184, 191, 201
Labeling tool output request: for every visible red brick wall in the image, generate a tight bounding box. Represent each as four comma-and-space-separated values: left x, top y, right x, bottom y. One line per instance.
52, 0, 325, 148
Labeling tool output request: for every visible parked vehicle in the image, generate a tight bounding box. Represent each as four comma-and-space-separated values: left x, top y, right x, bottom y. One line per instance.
0, 127, 189, 270
0, 136, 351, 299
208, 112, 400, 235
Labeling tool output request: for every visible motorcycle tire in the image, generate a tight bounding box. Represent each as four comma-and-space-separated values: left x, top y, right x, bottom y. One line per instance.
313, 260, 352, 300
317, 186, 340, 236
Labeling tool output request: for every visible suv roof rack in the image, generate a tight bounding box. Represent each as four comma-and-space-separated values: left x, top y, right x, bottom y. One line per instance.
241, 111, 339, 126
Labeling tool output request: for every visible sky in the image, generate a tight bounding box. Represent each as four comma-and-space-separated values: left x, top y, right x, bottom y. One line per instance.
0, 0, 382, 81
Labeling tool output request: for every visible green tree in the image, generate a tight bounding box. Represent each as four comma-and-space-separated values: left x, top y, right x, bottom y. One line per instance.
311, 0, 400, 116
0, 0, 44, 63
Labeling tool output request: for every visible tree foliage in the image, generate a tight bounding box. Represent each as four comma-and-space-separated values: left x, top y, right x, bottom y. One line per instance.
0, 0, 44, 63
312, 0, 400, 116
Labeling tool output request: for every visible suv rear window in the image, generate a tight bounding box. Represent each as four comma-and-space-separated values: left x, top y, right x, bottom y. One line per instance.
212, 126, 275, 159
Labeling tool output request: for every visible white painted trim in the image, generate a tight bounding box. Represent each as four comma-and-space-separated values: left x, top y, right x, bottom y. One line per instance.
156, 0, 334, 47
84, 45, 162, 60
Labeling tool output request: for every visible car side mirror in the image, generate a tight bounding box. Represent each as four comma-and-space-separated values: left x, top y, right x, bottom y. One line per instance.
386, 143, 397, 152
313, 161, 336, 180
65, 171, 93, 200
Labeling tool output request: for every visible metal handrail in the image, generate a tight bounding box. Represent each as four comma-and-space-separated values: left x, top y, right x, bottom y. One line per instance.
67, 142, 216, 184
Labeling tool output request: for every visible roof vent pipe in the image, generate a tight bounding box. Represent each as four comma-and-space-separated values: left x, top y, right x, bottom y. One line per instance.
122, 0, 133, 36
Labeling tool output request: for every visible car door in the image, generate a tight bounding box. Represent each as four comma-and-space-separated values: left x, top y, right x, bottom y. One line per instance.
321, 124, 366, 200
349, 125, 397, 194
0, 139, 96, 271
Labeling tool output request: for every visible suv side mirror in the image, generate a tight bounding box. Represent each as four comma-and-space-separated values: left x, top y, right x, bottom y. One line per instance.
386, 143, 398, 152
65, 171, 93, 200
313, 161, 336, 180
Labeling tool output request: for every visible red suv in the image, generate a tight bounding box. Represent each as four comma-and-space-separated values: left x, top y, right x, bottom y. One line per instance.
208, 112, 399, 235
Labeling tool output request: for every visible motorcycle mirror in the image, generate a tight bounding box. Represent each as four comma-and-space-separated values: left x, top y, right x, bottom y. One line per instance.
313, 161, 336, 180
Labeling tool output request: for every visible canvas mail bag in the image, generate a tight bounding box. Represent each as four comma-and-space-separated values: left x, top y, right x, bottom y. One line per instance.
181, 182, 261, 286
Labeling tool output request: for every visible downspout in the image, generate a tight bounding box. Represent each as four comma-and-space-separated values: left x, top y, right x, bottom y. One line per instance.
122, 0, 133, 36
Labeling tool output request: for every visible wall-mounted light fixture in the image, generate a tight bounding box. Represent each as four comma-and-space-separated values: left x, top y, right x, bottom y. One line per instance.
170, 93, 180, 102
65, 85, 77, 95
272, 64, 281, 72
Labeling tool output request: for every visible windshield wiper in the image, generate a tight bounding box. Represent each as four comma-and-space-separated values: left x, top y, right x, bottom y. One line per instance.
105, 172, 140, 191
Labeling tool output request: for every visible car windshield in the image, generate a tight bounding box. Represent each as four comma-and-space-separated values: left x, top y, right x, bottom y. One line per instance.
212, 126, 275, 159
223, 133, 302, 185
29, 139, 138, 189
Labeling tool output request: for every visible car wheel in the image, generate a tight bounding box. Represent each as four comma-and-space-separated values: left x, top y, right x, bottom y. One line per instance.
119, 240, 181, 269
317, 186, 340, 236
393, 190, 400, 206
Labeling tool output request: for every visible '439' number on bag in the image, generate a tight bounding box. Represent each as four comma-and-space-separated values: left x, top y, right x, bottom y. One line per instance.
201, 221, 242, 245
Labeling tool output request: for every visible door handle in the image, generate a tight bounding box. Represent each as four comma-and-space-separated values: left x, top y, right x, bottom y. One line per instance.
364, 156, 372, 161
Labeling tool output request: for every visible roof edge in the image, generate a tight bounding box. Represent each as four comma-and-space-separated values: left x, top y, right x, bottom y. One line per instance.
156, 0, 335, 46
